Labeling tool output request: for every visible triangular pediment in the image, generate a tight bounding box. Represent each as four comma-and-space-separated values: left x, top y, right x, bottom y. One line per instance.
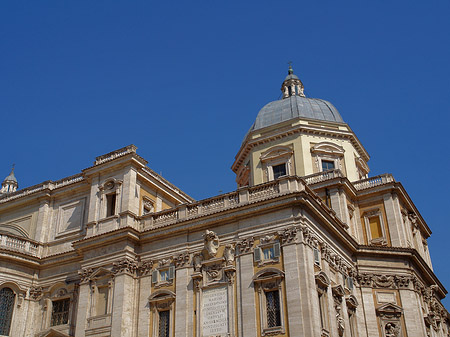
36, 328, 70, 337
376, 302, 403, 315
89, 267, 112, 280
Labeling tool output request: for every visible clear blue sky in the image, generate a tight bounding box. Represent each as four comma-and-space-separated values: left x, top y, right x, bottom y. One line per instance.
1, 1, 449, 304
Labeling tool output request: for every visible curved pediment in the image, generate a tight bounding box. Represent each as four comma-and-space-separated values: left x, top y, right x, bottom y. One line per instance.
149, 289, 176, 303
252, 267, 285, 281
260, 146, 293, 162
315, 271, 330, 288
311, 142, 345, 156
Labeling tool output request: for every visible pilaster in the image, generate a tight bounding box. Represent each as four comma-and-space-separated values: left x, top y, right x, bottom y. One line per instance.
175, 267, 194, 337
111, 272, 137, 337
282, 243, 305, 337
237, 253, 257, 337
74, 283, 91, 337
399, 289, 427, 337
383, 193, 403, 247
360, 287, 378, 337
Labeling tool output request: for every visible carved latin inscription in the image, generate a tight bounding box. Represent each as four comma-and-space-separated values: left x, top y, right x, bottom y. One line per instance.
202, 286, 228, 336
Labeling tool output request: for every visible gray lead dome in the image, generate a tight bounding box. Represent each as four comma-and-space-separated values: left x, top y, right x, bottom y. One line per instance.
251, 95, 344, 131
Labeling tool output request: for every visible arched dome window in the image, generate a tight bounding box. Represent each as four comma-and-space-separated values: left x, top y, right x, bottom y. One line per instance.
0, 287, 15, 336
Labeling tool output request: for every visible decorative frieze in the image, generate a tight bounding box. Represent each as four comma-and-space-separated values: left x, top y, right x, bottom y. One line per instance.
78, 268, 94, 284
138, 260, 154, 276
356, 273, 413, 290
174, 252, 190, 268
236, 236, 254, 254
278, 226, 298, 245
112, 257, 138, 276
29, 286, 44, 300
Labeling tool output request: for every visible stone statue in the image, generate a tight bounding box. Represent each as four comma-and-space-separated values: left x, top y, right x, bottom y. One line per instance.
203, 230, 219, 258
335, 305, 345, 336
223, 244, 235, 265
193, 254, 202, 272
385, 323, 400, 337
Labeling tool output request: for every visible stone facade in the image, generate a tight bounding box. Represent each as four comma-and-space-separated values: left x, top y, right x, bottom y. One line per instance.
0, 69, 449, 337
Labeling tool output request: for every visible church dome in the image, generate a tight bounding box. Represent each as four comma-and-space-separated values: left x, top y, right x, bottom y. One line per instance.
250, 65, 344, 132
251, 95, 344, 131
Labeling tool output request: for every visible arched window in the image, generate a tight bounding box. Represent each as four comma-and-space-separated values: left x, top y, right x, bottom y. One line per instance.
0, 287, 15, 336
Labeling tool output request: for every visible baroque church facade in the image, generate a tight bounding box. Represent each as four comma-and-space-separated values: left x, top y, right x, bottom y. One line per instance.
0, 67, 448, 337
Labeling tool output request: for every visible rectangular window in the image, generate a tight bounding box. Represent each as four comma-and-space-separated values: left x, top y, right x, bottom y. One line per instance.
369, 216, 383, 239
106, 193, 116, 217
160, 269, 170, 282
272, 163, 287, 179
321, 160, 335, 172
265, 290, 281, 328
263, 247, 275, 260
96, 287, 109, 316
314, 248, 321, 266
254, 243, 280, 263
158, 310, 170, 337
51, 298, 70, 326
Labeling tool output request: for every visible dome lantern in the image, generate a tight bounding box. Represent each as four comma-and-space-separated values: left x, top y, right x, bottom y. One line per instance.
1, 165, 18, 195
281, 63, 305, 98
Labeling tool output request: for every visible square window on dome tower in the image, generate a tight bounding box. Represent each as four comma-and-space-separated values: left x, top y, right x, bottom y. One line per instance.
272, 163, 287, 179
321, 160, 335, 172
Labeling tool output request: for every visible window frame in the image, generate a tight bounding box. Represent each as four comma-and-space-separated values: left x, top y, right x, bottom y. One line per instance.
89, 276, 114, 318
149, 290, 176, 337
260, 146, 294, 182
0, 287, 16, 336
315, 272, 331, 336
363, 209, 387, 246
152, 266, 175, 288
50, 297, 71, 327
253, 268, 286, 336
254, 242, 281, 266
98, 178, 122, 220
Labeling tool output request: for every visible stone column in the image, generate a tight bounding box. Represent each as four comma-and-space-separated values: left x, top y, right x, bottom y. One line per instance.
399, 289, 427, 337
111, 272, 137, 337
237, 253, 257, 337
283, 243, 305, 337
74, 282, 91, 337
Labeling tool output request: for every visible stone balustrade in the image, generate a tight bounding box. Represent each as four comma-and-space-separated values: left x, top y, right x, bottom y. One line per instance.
143, 176, 305, 229
0, 233, 40, 257
303, 169, 343, 185
353, 174, 394, 191
0, 173, 84, 204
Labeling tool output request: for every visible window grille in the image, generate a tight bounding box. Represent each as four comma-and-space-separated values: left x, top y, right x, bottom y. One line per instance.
265, 290, 281, 328
0, 287, 15, 336
158, 310, 170, 337
51, 298, 70, 326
